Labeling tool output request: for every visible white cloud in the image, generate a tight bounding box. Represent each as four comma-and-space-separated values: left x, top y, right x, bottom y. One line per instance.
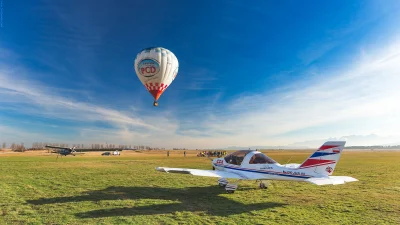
0, 60, 184, 147
2, 38, 400, 149
289, 134, 400, 148
182, 39, 400, 147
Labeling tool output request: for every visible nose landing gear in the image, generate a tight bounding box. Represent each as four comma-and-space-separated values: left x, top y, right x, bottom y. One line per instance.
218, 178, 242, 193
218, 178, 228, 187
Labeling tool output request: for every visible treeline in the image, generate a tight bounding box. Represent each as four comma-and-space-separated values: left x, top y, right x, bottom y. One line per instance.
31, 142, 133, 150
0, 142, 168, 151
1, 143, 27, 152
346, 145, 400, 149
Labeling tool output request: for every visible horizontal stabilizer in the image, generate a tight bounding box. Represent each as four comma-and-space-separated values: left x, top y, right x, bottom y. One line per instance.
156, 167, 244, 179
305, 176, 358, 185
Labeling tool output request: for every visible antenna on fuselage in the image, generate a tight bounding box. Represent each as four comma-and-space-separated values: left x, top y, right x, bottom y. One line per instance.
285, 156, 293, 165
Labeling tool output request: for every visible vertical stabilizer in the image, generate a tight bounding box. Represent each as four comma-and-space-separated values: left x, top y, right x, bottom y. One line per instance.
299, 141, 346, 176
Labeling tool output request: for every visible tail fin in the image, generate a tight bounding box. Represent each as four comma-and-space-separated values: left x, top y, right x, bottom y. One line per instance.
298, 141, 346, 176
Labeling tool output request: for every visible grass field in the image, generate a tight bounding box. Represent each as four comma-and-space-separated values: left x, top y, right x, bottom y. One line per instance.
0, 150, 399, 224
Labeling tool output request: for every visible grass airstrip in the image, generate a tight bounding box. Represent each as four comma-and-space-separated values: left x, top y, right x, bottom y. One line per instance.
0, 149, 399, 224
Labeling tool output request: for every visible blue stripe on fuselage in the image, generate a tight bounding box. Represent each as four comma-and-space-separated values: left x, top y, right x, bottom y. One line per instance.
213, 163, 311, 179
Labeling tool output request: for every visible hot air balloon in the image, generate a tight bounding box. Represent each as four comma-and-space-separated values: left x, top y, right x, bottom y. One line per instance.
134, 47, 179, 106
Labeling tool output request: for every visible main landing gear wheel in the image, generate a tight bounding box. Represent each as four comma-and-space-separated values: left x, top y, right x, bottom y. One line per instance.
224, 181, 240, 194
259, 182, 268, 189
218, 178, 228, 188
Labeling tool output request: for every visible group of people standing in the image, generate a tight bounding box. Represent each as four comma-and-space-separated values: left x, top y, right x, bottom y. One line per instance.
165, 150, 227, 157
197, 150, 227, 157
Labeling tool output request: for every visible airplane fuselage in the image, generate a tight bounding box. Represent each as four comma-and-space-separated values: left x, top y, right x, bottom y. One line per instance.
212, 159, 314, 182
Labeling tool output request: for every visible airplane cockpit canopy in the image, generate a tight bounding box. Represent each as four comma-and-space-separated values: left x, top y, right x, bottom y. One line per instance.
224, 150, 278, 166
248, 152, 277, 164
224, 150, 252, 166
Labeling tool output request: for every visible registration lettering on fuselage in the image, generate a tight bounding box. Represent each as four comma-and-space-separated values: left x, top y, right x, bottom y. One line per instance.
283, 170, 306, 176
260, 166, 273, 170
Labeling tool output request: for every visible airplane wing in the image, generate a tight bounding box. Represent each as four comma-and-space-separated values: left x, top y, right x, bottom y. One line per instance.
45, 145, 70, 150
305, 176, 358, 185
156, 167, 247, 179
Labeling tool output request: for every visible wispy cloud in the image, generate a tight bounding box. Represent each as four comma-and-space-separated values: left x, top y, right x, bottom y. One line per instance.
289, 134, 400, 147
2, 34, 400, 148
175, 39, 400, 147
2, 36, 400, 148
176, 68, 222, 91
3, 38, 400, 148
297, 0, 400, 66
0, 56, 184, 146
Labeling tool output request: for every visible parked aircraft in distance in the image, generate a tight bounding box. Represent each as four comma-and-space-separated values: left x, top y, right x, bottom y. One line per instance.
45, 145, 84, 158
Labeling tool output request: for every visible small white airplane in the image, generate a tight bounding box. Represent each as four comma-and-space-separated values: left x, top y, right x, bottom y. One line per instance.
156, 141, 358, 193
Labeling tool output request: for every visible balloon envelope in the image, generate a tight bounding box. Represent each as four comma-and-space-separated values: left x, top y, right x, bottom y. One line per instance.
134, 47, 179, 106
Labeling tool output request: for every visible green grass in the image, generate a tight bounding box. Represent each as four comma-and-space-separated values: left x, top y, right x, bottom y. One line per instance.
0, 151, 399, 224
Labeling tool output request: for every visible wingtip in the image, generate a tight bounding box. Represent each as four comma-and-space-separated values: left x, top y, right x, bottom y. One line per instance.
345, 176, 359, 182
156, 167, 166, 172
305, 176, 359, 185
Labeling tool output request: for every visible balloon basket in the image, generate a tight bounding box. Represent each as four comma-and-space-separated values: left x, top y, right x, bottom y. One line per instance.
153, 101, 158, 107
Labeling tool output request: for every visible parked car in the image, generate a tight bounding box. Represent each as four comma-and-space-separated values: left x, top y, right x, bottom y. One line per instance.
102, 152, 111, 156
113, 151, 120, 156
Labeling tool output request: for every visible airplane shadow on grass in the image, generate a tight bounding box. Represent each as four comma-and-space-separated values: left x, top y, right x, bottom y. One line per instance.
27, 186, 287, 218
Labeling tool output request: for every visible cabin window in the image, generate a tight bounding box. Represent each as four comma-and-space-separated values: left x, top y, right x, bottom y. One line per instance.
224, 150, 251, 166
249, 153, 277, 164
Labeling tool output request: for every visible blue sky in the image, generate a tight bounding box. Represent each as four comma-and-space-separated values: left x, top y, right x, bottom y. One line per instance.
1, 0, 400, 148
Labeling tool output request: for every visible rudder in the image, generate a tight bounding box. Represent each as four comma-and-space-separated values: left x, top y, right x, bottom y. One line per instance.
298, 141, 346, 176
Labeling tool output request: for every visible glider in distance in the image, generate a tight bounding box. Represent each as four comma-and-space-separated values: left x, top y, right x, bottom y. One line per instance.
156, 141, 358, 193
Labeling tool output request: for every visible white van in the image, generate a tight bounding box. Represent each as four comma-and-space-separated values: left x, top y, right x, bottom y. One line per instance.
113, 150, 120, 156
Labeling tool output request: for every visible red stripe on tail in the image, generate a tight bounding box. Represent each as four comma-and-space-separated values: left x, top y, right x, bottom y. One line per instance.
299, 159, 336, 168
